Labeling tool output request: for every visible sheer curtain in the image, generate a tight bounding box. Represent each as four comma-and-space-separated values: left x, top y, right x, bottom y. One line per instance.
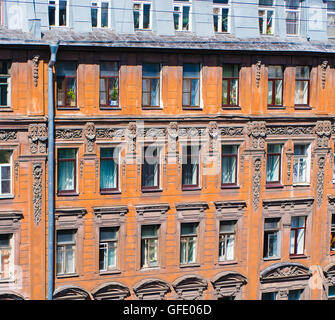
58, 161, 74, 191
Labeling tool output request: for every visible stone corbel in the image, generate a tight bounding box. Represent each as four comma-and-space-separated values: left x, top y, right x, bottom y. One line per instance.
84, 122, 96, 154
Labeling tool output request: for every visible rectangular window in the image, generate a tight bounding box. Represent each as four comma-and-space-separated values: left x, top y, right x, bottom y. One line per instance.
290, 216, 306, 256
327, 3, 335, 38
266, 144, 282, 185
288, 289, 302, 300
91, 1, 110, 28
262, 292, 277, 300
293, 144, 309, 184
99, 227, 118, 271
222, 64, 239, 107
56, 62, 77, 108
263, 218, 280, 258
100, 148, 118, 192
182, 63, 200, 107
49, 0, 67, 27
267, 66, 283, 107
99, 62, 119, 108
57, 149, 76, 194
0, 61, 11, 107
142, 63, 160, 107
180, 222, 198, 264
221, 145, 238, 186
141, 146, 160, 191
0, 234, 13, 280
219, 221, 235, 261
56, 230, 76, 275
133, 1, 151, 30
182, 145, 200, 190
285, 0, 300, 35
329, 286, 335, 300
213, 0, 230, 33
330, 214, 335, 254
141, 225, 159, 268
174, 2, 191, 31
258, 0, 274, 35
294, 66, 310, 106
0, 150, 12, 196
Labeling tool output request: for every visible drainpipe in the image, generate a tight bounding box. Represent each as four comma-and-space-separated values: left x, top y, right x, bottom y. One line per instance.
47, 42, 59, 301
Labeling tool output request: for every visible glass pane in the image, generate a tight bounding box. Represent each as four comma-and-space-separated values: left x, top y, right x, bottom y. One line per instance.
57, 62, 76, 77
183, 64, 200, 78
174, 7, 180, 30
107, 243, 116, 267
230, 79, 238, 104
259, 0, 274, 5
133, 6, 139, 29
1, 166, 9, 180
222, 8, 228, 32
267, 80, 273, 104
0, 83, 8, 106
290, 229, 295, 254
268, 66, 283, 78
143, 4, 151, 29
57, 230, 75, 244
288, 289, 302, 300
268, 232, 278, 256
151, 78, 159, 106
191, 79, 199, 106
65, 245, 74, 273
59, 0, 67, 26
262, 292, 277, 300
222, 156, 236, 183
264, 218, 279, 230
1, 180, 10, 194
181, 223, 197, 235
142, 225, 159, 238
182, 6, 190, 30
100, 227, 117, 241
109, 78, 118, 105
188, 237, 196, 263
213, 13, 218, 32
182, 80, 190, 105
222, 79, 228, 104
294, 145, 308, 156
58, 149, 75, 160
295, 81, 308, 105
266, 155, 280, 182
285, 0, 300, 10
296, 228, 305, 254
268, 144, 281, 153
100, 158, 117, 189
259, 10, 265, 34
214, 0, 228, 3
223, 64, 238, 78
91, 8, 97, 27
328, 14, 335, 37
220, 221, 235, 233
0, 234, 10, 247
49, 6, 56, 26
101, 62, 118, 77
57, 160, 75, 191
226, 234, 235, 260
99, 78, 107, 105
266, 10, 273, 34
275, 80, 282, 104
296, 66, 310, 79
286, 11, 298, 35
143, 63, 160, 77
0, 151, 11, 164
101, 2, 108, 27
292, 216, 305, 228
222, 145, 238, 155
56, 246, 64, 274
329, 286, 335, 297
66, 78, 76, 106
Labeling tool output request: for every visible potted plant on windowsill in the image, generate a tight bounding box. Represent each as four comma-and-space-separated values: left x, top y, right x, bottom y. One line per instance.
109, 86, 118, 106
67, 88, 76, 106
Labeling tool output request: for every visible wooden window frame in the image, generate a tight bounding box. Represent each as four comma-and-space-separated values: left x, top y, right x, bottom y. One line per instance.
141, 146, 160, 192
0, 61, 11, 108
142, 63, 160, 109
267, 65, 284, 108
100, 147, 119, 194
182, 63, 201, 109
56, 229, 77, 276
294, 66, 310, 109
218, 220, 236, 262
222, 64, 239, 108
99, 226, 118, 272
181, 145, 200, 191
140, 224, 159, 268
289, 216, 306, 258
99, 73, 119, 109
266, 144, 282, 187
57, 148, 77, 196
263, 217, 281, 259
56, 62, 78, 109
0, 150, 12, 196
221, 144, 238, 188
180, 222, 198, 265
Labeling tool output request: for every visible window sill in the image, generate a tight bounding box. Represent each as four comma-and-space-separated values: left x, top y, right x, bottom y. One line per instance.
267, 106, 285, 110
182, 186, 201, 191
0, 278, 15, 283
263, 257, 281, 262
56, 273, 80, 279
180, 263, 200, 269
0, 194, 14, 199
57, 107, 80, 111
294, 105, 311, 110
57, 192, 79, 197
142, 106, 162, 110
218, 260, 238, 266
99, 269, 121, 276
222, 105, 241, 110
100, 106, 121, 110
289, 255, 307, 260
100, 190, 121, 195
182, 106, 202, 111
266, 183, 284, 189
293, 184, 310, 187
140, 266, 160, 272
141, 188, 162, 193
0, 107, 13, 112
221, 185, 239, 190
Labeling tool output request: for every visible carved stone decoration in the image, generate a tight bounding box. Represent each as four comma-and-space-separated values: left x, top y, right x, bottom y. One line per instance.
220, 127, 244, 136
208, 121, 219, 152
133, 279, 171, 300
278, 289, 289, 300
32, 163, 43, 226
14, 161, 19, 181
53, 286, 92, 300
321, 60, 328, 89
96, 128, 125, 139
317, 156, 326, 207
84, 122, 96, 153
315, 120, 332, 148
55, 129, 83, 140
28, 124, 48, 154
172, 275, 207, 300
126, 122, 137, 154
255, 60, 262, 88
266, 126, 314, 136
92, 282, 130, 300
246, 121, 266, 150
167, 122, 179, 153
95, 159, 99, 178
211, 272, 247, 300
79, 159, 84, 178
178, 127, 206, 138
286, 153, 293, 182
32, 55, 40, 87
252, 157, 262, 211
0, 130, 17, 141
138, 128, 166, 139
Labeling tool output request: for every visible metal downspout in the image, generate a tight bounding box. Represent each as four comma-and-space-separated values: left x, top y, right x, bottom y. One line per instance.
47, 42, 59, 301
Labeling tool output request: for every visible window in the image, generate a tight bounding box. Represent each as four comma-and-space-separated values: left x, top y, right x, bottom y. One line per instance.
221, 145, 238, 186
142, 63, 160, 108
0, 234, 13, 280
182, 63, 200, 107
100, 148, 118, 192
180, 223, 198, 264
182, 145, 200, 190
293, 144, 310, 184
100, 62, 119, 108
327, 3, 335, 38
141, 146, 160, 191
219, 221, 235, 261
56, 230, 76, 275
174, 1, 191, 31
266, 144, 282, 185
133, 1, 151, 30
0, 150, 12, 196
330, 215, 335, 254
294, 66, 310, 106
99, 227, 118, 271
258, 0, 274, 35
285, 0, 300, 35
262, 292, 277, 300
48, 0, 67, 27
91, 1, 110, 28
328, 286, 335, 300
0, 61, 11, 107
288, 289, 302, 300
222, 64, 239, 107
213, 0, 230, 33
141, 225, 159, 268
57, 149, 76, 194
56, 62, 77, 108
290, 216, 306, 256
267, 66, 283, 107
263, 218, 280, 258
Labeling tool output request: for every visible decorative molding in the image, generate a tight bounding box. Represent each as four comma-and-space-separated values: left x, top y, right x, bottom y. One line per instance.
208, 121, 219, 152
28, 124, 48, 154
178, 127, 206, 138
246, 121, 266, 150
79, 159, 84, 178
84, 122, 96, 153
96, 128, 125, 139
321, 60, 328, 89
32, 163, 43, 226
0, 130, 17, 141
252, 157, 262, 211
126, 122, 137, 154
220, 127, 244, 137
91, 282, 130, 300
315, 120, 331, 148
135, 204, 170, 216
255, 60, 262, 88
133, 278, 170, 300
214, 201, 247, 214
53, 286, 91, 301
138, 128, 166, 138
260, 263, 311, 283
175, 202, 209, 212
32, 55, 40, 87
0, 210, 23, 222
14, 161, 19, 181
95, 159, 99, 178
316, 155, 326, 207
55, 128, 83, 140
211, 272, 247, 300
286, 153, 293, 182
167, 122, 178, 153
93, 206, 128, 218
266, 126, 314, 136
263, 197, 314, 209
172, 275, 207, 300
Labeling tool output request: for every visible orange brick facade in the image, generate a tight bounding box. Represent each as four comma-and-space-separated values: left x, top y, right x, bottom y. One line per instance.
1, 46, 335, 300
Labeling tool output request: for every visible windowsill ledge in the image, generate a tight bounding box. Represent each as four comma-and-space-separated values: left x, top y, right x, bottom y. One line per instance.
221, 185, 240, 190
141, 188, 163, 193
100, 106, 121, 111
266, 183, 284, 189
289, 255, 308, 260
293, 184, 310, 188
294, 105, 312, 110
56, 273, 80, 279
140, 266, 160, 272
99, 269, 121, 276
142, 106, 163, 110
218, 260, 238, 266
57, 107, 80, 111
0, 278, 15, 284
222, 105, 241, 110
263, 257, 281, 262
267, 106, 285, 110
182, 187, 202, 192
100, 190, 121, 195
57, 192, 79, 197
182, 106, 202, 111
0, 107, 13, 112
180, 263, 200, 269
0, 194, 14, 199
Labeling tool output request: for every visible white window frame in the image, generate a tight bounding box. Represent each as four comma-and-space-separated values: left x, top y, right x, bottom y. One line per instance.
327, 3, 335, 38
180, 222, 198, 265
133, 1, 152, 30
141, 224, 159, 268
258, 1, 275, 35
218, 220, 236, 262
48, 0, 69, 27
285, 0, 301, 36
173, 0, 192, 31
213, 1, 230, 33
292, 143, 311, 185
0, 150, 12, 196
56, 229, 76, 275
263, 218, 281, 259
99, 227, 118, 271
91, 0, 111, 28
0, 233, 14, 281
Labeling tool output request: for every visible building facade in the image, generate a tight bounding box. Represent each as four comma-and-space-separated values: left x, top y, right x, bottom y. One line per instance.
1, 0, 335, 300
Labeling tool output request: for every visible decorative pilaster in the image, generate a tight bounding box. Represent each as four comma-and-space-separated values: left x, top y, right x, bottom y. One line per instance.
28, 124, 48, 154
321, 60, 328, 89
208, 121, 219, 153
252, 157, 262, 211
84, 122, 96, 154
255, 60, 262, 88
32, 55, 40, 87
126, 122, 137, 157
32, 163, 43, 226
316, 155, 326, 207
